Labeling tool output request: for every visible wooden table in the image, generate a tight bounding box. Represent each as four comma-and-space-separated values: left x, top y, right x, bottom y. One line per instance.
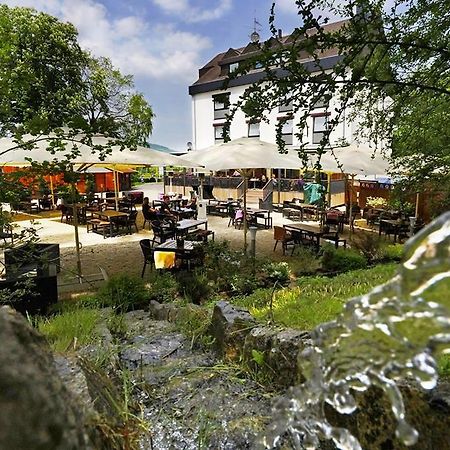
176, 219, 208, 236
246, 208, 272, 229
92, 210, 128, 237
284, 223, 339, 252
154, 239, 203, 270
379, 219, 408, 242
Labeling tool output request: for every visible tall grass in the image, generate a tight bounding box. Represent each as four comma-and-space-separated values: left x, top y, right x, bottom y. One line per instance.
36, 308, 101, 352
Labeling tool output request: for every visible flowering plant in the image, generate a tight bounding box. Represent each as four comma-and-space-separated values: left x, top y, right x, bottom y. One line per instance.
366, 196, 388, 209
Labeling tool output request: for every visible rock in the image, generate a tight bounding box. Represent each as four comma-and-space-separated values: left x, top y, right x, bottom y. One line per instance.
209, 300, 257, 361
0, 306, 91, 450
242, 326, 310, 387
268, 328, 310, 387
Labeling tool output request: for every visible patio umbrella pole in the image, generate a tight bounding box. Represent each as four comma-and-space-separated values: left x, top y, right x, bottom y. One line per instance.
70, 180, 82, 279
278, 168, 281, 205
349, 174, 355, 234
49, 175, 55, 208
241, 170, 249, 252
113, 167, 119, 210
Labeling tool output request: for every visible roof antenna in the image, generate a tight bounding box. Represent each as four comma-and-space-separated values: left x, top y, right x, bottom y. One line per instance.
250, 16, 261, 43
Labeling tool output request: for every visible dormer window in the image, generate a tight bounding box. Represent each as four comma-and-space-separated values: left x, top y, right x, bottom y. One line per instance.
213, 93, 230, 120
229, 62, 239, 73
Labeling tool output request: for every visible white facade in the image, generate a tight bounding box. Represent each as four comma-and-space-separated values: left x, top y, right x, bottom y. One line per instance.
191, 82, 355, 152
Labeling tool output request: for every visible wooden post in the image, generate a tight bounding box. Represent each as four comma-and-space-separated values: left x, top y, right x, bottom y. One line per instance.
349, 174, 355, 234
70, 178, 82, 279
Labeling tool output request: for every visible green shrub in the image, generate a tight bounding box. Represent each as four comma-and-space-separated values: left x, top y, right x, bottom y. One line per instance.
289, 247, 321, 276
260, 261, 291, 286
230, 274, 261, 296
97, 274, 148, 311
321, 245, 368, 273
202, 240, 247, 292
176, 269, 212, 304
381, 243, 404, 262
36, 308, 100, 352
349, 232, 385, 263
147, 271, 179, 303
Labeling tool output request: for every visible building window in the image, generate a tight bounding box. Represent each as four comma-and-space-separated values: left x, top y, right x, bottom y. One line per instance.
248, 121, 260, 137
312, 96, 328, 109
229, 62, 239, 73
214, 125, 224, 142
312, 115, 329, 144
279, 94, 293, 113
281, 118, 293, 145
213, 93, 230, 120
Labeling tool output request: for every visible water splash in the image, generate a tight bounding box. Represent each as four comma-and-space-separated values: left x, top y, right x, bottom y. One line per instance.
261, 212, 450, 450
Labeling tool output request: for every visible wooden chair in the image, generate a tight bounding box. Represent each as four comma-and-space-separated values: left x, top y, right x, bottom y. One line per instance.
139, 239, 154, 277
0, 224, 14, 246
273, 226, 295, 255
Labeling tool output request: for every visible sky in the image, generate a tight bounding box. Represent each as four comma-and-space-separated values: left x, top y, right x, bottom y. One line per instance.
3, 0, 310, 151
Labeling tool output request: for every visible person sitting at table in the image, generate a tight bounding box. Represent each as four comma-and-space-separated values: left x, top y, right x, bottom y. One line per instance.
186, 197, 198, 219
159, 195, 178, 220
142, 197, 159, 220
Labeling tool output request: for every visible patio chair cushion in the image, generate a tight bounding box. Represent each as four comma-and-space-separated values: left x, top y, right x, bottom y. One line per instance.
154, 251, 176, 269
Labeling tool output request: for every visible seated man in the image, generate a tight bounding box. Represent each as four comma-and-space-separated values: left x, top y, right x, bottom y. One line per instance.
186, 197, 198, 219
159, 195, 178, 220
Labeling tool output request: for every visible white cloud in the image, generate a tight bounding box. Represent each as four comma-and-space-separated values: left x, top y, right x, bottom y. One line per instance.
274, 0, 299, 15
2, 0, 212, 83
152, 0, 232, 23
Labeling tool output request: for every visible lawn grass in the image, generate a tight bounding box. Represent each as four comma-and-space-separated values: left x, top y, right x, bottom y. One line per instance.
232, 263, 399, 330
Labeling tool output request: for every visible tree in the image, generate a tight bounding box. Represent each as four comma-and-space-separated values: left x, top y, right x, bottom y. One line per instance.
225, 0, 450, 213
0, 5, 87, 137
72, 56, 154, 147
0, 6, 154, 150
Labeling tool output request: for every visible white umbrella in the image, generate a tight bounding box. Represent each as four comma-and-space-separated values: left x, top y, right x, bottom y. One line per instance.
180, 137, 304, 249
306, 142, 390, 175
0, 134, 202, 277
182, 137, 303, 171
0, 134, 196, 167
306, 143, 391, 231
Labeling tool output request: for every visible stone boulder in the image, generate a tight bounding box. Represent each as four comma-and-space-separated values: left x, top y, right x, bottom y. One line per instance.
209, 300, 257, 361
0, 306, 90, 450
